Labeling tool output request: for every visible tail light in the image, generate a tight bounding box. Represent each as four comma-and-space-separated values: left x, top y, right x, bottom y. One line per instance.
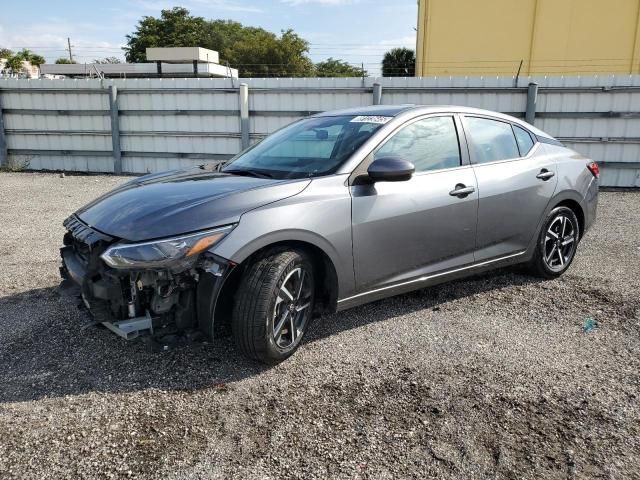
587, 162, 600, 178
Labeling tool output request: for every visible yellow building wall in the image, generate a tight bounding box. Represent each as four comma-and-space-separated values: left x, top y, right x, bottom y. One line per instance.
416, 0, 640, 76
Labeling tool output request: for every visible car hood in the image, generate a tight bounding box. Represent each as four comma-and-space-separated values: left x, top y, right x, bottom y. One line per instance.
75, 169, 310, 241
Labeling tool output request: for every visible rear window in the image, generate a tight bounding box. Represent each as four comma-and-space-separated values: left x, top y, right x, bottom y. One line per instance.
513, 125, 535, 156
464, 117, 519, 164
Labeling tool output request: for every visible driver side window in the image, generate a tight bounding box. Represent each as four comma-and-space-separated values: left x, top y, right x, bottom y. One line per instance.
374, 116, 461, 172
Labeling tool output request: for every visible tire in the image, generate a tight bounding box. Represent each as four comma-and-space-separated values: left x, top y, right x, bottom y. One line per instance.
528, 206, 580, 279
232, 249, 315, 364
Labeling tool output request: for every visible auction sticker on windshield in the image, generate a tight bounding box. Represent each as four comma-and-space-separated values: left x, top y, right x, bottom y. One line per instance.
350, 115, 392, 124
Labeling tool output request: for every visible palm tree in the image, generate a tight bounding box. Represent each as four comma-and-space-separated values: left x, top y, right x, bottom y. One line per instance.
4, 54, 25, 72
4, 49, 46, 72
18, 49, 45, 66
382, 48, 416, 77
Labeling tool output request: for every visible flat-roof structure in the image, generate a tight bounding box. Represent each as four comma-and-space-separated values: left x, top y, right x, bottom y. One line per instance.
39, 47, 237, 79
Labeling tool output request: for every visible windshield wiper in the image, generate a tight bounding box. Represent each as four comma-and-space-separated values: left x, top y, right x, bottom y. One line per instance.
224, 169, 275, 179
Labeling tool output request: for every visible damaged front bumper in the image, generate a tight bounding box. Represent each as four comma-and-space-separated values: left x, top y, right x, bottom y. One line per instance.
59, 215, 235, 340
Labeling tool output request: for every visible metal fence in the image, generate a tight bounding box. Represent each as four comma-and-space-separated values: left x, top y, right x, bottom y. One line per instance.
0, 75, 639, 187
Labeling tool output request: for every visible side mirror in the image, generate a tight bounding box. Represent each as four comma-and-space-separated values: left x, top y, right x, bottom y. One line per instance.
367, 157, 415, 182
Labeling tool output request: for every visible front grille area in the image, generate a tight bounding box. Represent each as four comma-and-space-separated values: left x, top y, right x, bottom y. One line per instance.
63, 215, 113, 247
61, 215, 129, 322
62, 215, 114, 266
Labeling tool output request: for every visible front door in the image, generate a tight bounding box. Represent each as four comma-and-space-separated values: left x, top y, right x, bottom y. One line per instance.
350, 115, 479, 293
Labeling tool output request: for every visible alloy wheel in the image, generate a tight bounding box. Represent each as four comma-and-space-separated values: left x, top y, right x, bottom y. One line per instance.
272, 267, 312, 348
543, 214, 577, 272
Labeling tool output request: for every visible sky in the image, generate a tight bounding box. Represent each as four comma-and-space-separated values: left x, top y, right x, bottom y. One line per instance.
0, 0, 418, 76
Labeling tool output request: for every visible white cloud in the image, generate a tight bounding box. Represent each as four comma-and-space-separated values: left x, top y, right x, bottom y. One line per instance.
378, 35, 416, 50
0, 22, 125, 63
281, 0, 356, 6
190, 0, 264, 12
133, 0, 263, 13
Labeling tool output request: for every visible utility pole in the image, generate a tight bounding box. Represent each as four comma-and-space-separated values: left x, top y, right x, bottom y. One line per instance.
67, 37, 73, 62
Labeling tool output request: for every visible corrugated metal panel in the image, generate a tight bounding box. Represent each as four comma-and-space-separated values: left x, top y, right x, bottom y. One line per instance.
1, 76, 639, 186
7, 133, 111, 151
122, 156, 207, 174
4, 113, 109, 131
562, 141, 639, 164
599, 166, 640, 188
121, 135, 240, 155
537, 118, 640, 138
120, 114, 238, 133
10, 153, 113, 173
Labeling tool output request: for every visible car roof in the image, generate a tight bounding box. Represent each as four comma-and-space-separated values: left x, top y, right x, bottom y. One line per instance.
313, 104, 555, 140
312, 105, 417, 117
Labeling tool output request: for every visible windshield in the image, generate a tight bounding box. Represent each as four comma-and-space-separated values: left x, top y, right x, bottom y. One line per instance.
222, 115, 389, 179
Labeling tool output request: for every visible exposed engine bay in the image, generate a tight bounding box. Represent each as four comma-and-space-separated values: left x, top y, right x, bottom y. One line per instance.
59, 215, 234, 341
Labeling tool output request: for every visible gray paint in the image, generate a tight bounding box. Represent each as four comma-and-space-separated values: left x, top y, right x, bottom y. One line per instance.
372, 83, 382, 105
0, 92, 7, 168
75, 171, 310, 242
108, 86, 122, 175
64, 105, 600, 314
208, 105, 599, 308
525, 82, 538, 125
239, 83, 250, 150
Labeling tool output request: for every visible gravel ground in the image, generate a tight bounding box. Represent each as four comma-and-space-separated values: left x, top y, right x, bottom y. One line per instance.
0, 171, 639, 479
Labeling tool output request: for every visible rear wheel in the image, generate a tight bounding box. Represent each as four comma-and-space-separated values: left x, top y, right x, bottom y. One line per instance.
232, 249, 315, 364
528, 206, 580, 278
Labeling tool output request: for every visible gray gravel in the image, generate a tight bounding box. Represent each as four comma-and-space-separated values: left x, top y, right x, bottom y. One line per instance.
0, 171, 639, 479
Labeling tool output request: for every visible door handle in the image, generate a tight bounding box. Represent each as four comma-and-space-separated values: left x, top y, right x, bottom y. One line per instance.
536, 169, 555, 180
449, 184, 475, 197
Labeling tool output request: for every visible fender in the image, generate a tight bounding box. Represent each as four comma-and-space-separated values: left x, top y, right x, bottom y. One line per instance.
223, 228, 349, 297
200, 230, 344, 340
524, 188, 587, 259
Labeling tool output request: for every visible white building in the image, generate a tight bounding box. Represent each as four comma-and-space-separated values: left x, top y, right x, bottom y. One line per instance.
1, 58, 40, 78
40, 47, 238, 79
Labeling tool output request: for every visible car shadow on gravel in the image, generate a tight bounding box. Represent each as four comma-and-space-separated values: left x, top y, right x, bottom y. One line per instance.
0, 268, 541, 404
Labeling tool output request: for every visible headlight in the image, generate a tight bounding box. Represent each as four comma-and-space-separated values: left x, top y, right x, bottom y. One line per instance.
100, 225, 234, 269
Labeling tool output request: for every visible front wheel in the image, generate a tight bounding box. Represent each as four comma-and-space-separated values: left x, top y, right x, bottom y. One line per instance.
232, 249, 315, 364
528, 206, 580, 278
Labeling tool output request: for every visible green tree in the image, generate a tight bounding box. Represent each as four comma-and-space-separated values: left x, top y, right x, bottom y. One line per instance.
315, 57, 365, 77
93, 56, 122, 64
16, 49, 45, 66
4, 55, 24, 72
382, 47, 415, 77
124, 7, 315, 77
4, 49, 46, 73
124, 7, 208, 62
55, 57, 77, 64
0, 48, 13, 58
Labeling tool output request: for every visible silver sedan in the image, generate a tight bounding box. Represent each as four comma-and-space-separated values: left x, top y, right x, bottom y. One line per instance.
60, 105, 599, 363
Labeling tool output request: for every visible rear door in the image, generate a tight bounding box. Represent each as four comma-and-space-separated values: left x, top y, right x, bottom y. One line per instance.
461, 115, 558, 261
350, 114, 478, 293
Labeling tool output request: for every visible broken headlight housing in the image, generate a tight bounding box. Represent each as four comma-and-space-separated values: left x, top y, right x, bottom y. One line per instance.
100, 225, 235, 270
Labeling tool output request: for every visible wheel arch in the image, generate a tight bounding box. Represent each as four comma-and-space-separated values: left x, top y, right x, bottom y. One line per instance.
525, 189, 586, 259
210, 238, 340, 338
553, 198, 585, 238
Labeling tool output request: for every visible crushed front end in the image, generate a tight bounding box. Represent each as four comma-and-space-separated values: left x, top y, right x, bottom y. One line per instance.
59, 215, 235, 341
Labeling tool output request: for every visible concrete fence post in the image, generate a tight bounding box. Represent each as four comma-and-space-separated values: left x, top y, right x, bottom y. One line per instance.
0, 92, 8, 168
108, 85, 122, 174
525, 82, 538, 125
239, 83, 250, 150
372, 82, 382, 105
